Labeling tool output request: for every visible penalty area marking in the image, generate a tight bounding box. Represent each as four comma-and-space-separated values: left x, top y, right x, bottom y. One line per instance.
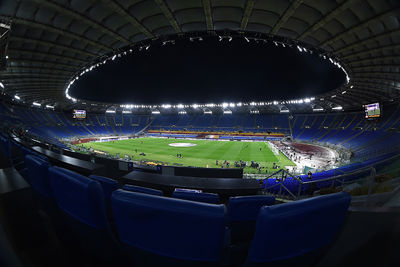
168, 143, 197, 147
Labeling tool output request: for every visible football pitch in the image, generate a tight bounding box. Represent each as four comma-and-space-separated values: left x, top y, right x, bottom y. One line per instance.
81, 137, 295, 174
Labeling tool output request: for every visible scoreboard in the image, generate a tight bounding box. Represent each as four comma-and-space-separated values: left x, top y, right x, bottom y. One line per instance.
73, 109, 86, 119
363, 103, 381, 119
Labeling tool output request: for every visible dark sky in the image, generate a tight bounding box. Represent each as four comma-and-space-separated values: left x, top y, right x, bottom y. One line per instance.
70, 36, 346, 104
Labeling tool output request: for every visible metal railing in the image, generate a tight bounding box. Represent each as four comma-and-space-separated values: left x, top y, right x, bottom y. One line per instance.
262, 153, 400, 200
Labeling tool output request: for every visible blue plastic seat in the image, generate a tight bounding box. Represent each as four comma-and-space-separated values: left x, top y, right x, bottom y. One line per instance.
245, 192, 351, 266
25, 154, 51, 197
0, 137, 11, 167
112, 189, 226, 266
49, 166, 124, 265
89, 175, 119, 218
122, 184, 163, 196
172, 189, 219, 204
227, 195, 275, 245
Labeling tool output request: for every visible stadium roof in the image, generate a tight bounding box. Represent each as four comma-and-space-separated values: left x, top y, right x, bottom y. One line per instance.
0, 0, 399, 111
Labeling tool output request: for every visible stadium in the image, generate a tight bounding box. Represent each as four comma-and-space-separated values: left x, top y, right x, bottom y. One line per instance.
0, 1, 400, 266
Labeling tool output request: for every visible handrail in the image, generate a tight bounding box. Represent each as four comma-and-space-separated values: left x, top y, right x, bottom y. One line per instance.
263, 152, 400, 200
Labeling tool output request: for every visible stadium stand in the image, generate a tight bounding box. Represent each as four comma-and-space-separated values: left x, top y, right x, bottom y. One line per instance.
2, 100, 399, 163
1, 1, 399, 265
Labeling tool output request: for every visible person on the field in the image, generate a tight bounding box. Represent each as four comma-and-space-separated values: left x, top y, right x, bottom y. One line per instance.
216, 160, 219, 165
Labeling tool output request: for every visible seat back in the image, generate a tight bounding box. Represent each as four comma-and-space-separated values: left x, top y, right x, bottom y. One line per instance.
49, 166, 109, 230
227, 195, 275, 222
227, 195, 275, 244
0, 136, 11, 166
247, 192, 351, 263
112, 189, 226, 262
25, 154, 52, 197
89, 175, 119, 200
172, 190, 219, 204
122, 184, 163, 196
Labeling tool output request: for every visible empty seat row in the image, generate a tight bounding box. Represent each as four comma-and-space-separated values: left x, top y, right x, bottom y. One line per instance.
25, 153, 351, 266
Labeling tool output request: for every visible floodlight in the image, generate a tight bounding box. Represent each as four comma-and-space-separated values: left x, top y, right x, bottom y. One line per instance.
46, 105, 54, 109
0, 82, 4, 88
342, 91, 347, 94
14, 95, 20, 100
32, 102, 41, 107
244, 37, 250, 42
229, 103, 235, 108
222, 103, 229, 108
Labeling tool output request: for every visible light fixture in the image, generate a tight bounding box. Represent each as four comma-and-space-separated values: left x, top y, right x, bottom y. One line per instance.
32, 102, 41, 107
14, 95, 20, 100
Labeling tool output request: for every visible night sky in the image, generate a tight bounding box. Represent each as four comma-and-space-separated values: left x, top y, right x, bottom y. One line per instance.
70, 36, 346, 104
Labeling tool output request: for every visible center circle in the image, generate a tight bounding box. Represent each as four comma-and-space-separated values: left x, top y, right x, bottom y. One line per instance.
168, 143, 197, 147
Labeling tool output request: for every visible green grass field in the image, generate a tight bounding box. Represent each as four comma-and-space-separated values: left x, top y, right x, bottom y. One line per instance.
81, 137, 295, 174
